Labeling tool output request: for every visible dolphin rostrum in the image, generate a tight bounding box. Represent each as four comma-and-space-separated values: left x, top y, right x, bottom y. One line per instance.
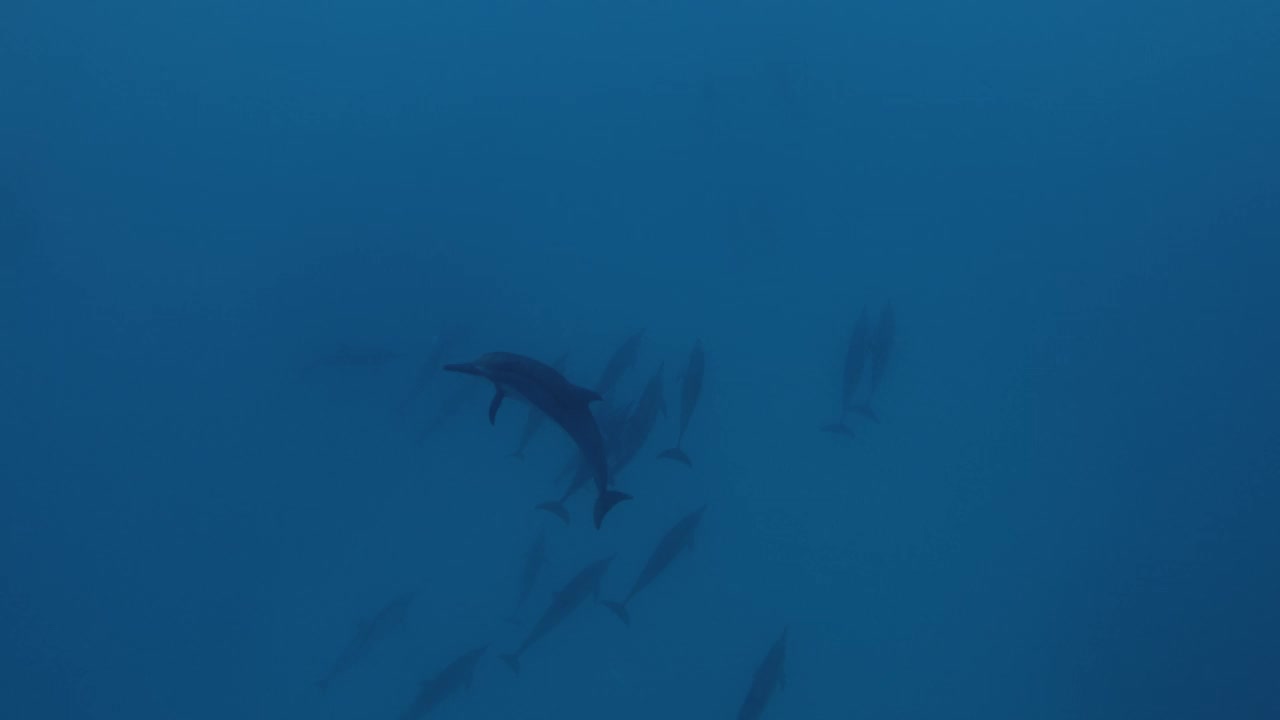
603, 505, 707, 626
398, 645, 487, 720
444, 352, 630, 528
738, 627, 788, 720
500, 555, 614, 673
658, 340, 705, 466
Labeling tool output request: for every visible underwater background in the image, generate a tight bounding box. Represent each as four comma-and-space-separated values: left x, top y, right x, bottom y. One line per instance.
2, 0, 1278, 718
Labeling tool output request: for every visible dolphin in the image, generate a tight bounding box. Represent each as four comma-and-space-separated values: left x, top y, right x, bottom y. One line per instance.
604, 505, 707, 626
500, 555, 614, 673
738, 627, 788, 720
864, 301, 895, 418
444, 352, 630, 528
822, 309, 871, 437
398, 645, 487, 720
509, 352, 570, 459
609, 364, 667, 476
536, 400, 634, 525
397, 322, 470, 417
595, 329, 644, 397
508, 530, 547, 622
658, 340, 705, 466
317, 591, 415, 693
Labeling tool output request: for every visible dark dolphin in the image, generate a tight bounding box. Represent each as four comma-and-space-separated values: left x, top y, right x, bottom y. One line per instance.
738, 627, 788, 720
509, 352, 570, 459
864, 301, 895, 418
444, 352, 630, 528
500, 555, 614, 673
508, 530, 547, 622
317, 591, 415, 692
603, 505, 707, 626
595, 329, 644, 397
822, 309, 870, 437
658, 340, 705, 466
398, 645, 487, 720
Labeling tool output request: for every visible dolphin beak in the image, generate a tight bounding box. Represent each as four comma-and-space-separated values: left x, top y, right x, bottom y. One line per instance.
443, 362, 480, 376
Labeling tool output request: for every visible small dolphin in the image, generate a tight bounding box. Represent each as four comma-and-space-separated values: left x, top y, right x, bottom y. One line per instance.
317, 591, 415, 693
604, 505, 707, 626
865, 301, 895, 417
738, 627, 788, 720
500, 555, 614, 673
509, 352, 570, 459
595, 329, 644, 397
657, 340, 705, 466
822, 309, 871, 437
508, 530, 547, 622
444, 352, 631, 528
397, 323, 470, 417
398, 645, 487, 720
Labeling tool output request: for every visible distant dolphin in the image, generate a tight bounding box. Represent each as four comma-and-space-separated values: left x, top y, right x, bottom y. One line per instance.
509, 352, 570, 459
508, 530, 547, 622
864, 301, 895, 418
604, 505, 707, 626
595, 329, 644, 397
500, 555, 614, 673
738, 627, 788, 720
398, 645, 486, 720
444, 352, 630, 528
658, 340, 705, 466
397, 323, 470, 417
317, 592, 415, 693
536, 401, 634, 525
822, 309, 871, 437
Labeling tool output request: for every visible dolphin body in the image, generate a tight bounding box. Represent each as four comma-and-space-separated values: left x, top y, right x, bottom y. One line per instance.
317, 592, 415, 693
500, 555, 614, 673
822, 309, 872, 437
738, 628, 788, 720
398, 646, 487, 720
865, 301, 895, 415
604, 505, 707, 626
509, 352, 570, 459
658, 340, 705, 466
508, 530, 547, 622
595, 329, 645, 397
444, 352, 630, 528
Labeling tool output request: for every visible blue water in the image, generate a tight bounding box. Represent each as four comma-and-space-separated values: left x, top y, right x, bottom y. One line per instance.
3, 1, 1278, 718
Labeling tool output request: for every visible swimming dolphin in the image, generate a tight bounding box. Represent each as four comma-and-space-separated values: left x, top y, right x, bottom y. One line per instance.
317, 591, 415, 692
508, 530, 547, 622
509, 352, 570, 459
595, 329, 644, 397
500, 555, 614, 673
604, 505, 707, 626
864, 301, 895, 419
822, 309, 871, 437
738, 627, 788, 720
398, 645, 487, 720
397, 322, 470, 417
658, 340, 705, 466
444, 352, 630, 528
609, 364, 667, 476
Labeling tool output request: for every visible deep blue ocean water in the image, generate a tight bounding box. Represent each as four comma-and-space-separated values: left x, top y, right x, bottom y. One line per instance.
3, 1, 1278, 718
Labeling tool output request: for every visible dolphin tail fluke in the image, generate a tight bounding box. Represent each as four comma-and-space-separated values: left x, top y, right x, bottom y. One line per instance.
500, 654, 520, 673
536, 501, 570, 525
602, 601, 631, 626
851, 405, 880, 423
593, 490, 632, 529
821, 422, 855, 438
656, 447, 692, 467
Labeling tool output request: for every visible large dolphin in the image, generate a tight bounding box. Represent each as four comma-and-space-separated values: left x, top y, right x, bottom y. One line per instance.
398, 645, 487, 720
822, 309, 871, 437
509, 352, 570, 459
508, 530, 547, 622
500, 555, 614, 673
658, 340, 705, 466
444, 352, 630, 528
595, 329, 645, 397
603, 505, 707, 626
317, 591, 415, 692
738, 627, 788, 720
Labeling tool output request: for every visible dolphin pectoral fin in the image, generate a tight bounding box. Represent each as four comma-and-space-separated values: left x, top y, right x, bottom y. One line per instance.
657, 447, 692, 466
603, 601, 631, 626
593, 490, 632, 529
488, 387, 504, 425
536, 501, 570, 525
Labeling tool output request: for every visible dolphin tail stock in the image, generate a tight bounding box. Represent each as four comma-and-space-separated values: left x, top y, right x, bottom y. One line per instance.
602, 601, 631, 626
535, 501, 570, 525
500, 654, 520, 673
593, 490, 633, 529
851, 404, 880, 423
820, 422, 855, 438
656, 447, 692, 467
